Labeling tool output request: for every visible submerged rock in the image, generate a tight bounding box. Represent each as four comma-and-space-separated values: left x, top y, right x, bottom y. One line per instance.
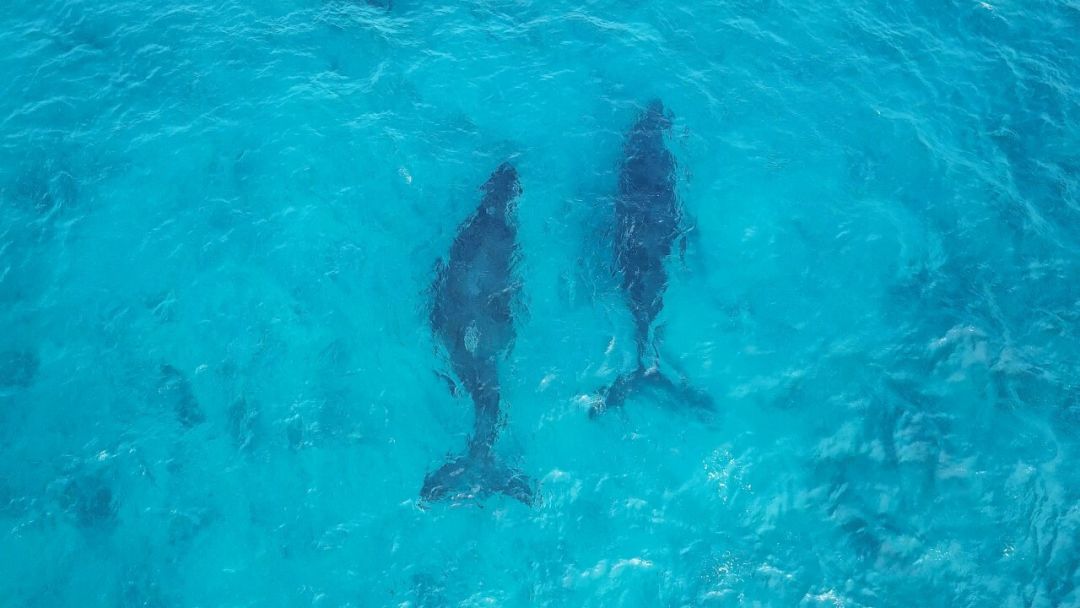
227, 396, 259, 452
158, 365, 205, 428
13, 155, 78, 216
0, 350, 39, 388
57, 474, 117, 529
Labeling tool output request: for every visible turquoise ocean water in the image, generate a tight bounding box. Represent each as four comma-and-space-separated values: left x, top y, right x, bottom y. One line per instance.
2, 0, 1080, 605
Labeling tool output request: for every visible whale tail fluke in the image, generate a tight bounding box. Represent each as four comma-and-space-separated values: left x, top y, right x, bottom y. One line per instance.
589, 367, 714, 419
420, 445, 534, 506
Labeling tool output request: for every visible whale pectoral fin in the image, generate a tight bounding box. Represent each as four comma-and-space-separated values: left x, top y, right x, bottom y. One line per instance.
432, 257, 447, 287
429, 258, 449, 328
434, 370, 460, 397
677, 222, 708, 277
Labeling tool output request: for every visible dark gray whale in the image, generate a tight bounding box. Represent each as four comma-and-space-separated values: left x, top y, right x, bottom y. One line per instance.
592, 100, 713, 417
421, 162, 534, 505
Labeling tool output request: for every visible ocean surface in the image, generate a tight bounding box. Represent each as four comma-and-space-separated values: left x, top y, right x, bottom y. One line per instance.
2, 0, 1079, 605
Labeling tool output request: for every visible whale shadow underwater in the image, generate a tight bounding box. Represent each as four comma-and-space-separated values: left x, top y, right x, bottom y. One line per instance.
591, 100, 714, 418
420, 162, 534, 505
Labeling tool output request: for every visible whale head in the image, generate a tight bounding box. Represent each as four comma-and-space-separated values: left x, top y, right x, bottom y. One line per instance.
480, 162, 521, 217
641, 99, 672, 132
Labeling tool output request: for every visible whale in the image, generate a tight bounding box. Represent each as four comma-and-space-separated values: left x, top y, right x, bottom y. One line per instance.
420, 162, 534, 505
592, 100, 713, 417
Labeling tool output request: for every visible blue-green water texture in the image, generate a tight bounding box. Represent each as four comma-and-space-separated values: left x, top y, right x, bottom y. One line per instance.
3, 0, 1080, 605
